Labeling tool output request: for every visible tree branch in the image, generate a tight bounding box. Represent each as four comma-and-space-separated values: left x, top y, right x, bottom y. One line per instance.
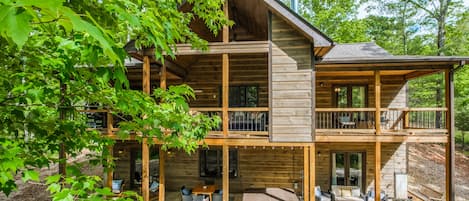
407, 0, 439, 19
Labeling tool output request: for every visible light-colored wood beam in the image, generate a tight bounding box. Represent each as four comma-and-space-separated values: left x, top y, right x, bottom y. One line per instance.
445, 69, 455, 201
303, 146, 310, 201
315, 134, 448, 143
223, 0, 229, 44
161, 63, 167, 89
375, 142, 381, 201
309, 144, 315, 199
159, 148, 166, 201
106, 112, 114, 189
222, 54, 229, 137
143, 41, 269, 56
222, 145, 229, 201
142, 138, 150, 201
142, 55, 150, 201
375, 70, 381, 135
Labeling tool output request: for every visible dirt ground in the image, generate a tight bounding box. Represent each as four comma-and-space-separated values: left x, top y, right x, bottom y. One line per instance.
408, 143, 469, 201
1, 144, 467, 201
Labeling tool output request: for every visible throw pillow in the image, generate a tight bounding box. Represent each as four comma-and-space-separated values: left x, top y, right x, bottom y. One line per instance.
341, 189, 352, 197
351, 188, 360, 197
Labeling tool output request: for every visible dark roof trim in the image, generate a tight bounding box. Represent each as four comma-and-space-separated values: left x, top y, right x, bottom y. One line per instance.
264, 0, 334, 47
320, 56, 469, 64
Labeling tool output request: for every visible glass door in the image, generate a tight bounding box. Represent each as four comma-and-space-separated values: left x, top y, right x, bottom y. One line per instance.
331, 152, 365, 191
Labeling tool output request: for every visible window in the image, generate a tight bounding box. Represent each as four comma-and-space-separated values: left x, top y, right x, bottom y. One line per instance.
220, 85, 258, 107
334, 85, 367, 108
199, 149, 238, 178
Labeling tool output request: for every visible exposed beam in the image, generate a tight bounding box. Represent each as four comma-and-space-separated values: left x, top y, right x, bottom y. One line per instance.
375, 71, 381, 135
445, 69, 455, 201
142, 56, 150, 201
155, 59, 187, 79
309, 144, 315, 200
315, 134, 448, 143
404, 70, 441, 80
375, 142, 381, 201
222, 145, 229, 201
222, 54, 229, 137
159, 148, 166, 201
317, 63, 454, 71
143, 41, 269, 56
303, 146, 310, 201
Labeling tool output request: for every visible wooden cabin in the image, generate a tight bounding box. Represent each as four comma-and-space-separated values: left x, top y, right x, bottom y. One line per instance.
90, 0, 469, 201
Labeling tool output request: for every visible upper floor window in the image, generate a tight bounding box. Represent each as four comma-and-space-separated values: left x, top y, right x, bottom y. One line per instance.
220, 85, 258, 107
334, 85, 367, 108
199, 149, 238, 178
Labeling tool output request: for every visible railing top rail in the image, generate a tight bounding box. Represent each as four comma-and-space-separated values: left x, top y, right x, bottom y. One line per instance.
315, 108, 376, 112
190, 107, 223, 112
78, 109, 109, 113
228, 107, 269, 112
381, 107, 448, 112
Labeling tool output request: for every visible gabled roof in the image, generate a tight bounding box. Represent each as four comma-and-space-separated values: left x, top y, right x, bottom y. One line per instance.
264, 0, 334, 47
323, 42, 390, 59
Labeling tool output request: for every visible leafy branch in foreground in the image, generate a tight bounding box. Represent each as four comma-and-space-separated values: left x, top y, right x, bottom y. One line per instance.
0, 0, 229, 199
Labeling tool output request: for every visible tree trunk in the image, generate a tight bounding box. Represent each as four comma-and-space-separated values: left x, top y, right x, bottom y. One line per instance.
463, 131, 466, 151
437, 0, 450, 56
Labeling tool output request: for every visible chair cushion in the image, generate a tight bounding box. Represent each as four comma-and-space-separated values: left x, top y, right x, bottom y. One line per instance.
352, 188, 361, 197
341, 189, 352, 197
150, 181, 159, 192
181, 186, 191, 195
112, 180, 123, 193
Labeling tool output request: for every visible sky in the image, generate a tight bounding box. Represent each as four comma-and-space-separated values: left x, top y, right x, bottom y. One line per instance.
358, 0, 469, 19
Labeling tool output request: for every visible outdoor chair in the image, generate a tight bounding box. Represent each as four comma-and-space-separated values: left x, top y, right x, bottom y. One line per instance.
181, 186, 193, 201
111, 179, 124, 194
213, 190, 222, 201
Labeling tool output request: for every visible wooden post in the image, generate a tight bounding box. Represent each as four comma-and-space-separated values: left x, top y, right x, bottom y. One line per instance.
161, 63, 167, 89
445, 69, 455, 201
222, 0, 229, 137
222, 145, 229, 201
403, 110, 409, 129
222, 54, 229, 137
159, 148, 166, 201
375, 71, 381, 135
309, 144, 315, 199
158, 60, 167, 201
375, 142, 381, 201
142, 55, 151, 201
106, 112, 114, 189
303, 146, 310, 201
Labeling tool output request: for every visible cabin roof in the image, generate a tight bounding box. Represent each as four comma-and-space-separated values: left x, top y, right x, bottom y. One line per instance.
320, 42, 469, 66
264, 0, 334, 47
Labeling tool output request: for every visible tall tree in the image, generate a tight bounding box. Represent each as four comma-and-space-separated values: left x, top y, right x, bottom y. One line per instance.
406, 0, 464, 55
0, 0, 227, 199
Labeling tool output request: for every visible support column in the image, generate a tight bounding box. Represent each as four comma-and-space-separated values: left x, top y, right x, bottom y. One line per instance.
375, 70, 381, 135
222, 0, 229, 138
445, 69, 455, 201
222, 145, 229, 201
106, 112, 114, 189
303, 146, 310, 201
309, 144, 315, 199
159, 149, 166, 201
159, 61, 167, 201
375, 142, 381, 201
142, 55, 151, 201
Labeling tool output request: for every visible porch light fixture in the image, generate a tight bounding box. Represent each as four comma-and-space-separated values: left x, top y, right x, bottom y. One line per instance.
319, 82, 325, 87
334, 87, 341, 92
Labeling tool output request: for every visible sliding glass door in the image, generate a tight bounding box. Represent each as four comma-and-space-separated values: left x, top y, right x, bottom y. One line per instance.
331, 152, 365, 191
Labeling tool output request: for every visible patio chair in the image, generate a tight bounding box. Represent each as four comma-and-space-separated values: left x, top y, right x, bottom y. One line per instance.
213, 190, 222, 201
181, 186, 193, 201
111, 179, 124, 194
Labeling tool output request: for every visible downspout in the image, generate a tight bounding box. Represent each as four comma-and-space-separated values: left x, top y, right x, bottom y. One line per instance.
291, 0, 298, 13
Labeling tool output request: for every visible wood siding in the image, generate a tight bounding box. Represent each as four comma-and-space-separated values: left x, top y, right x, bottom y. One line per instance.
315, 142, 406, 197
163, 147, 303, 193
270, 14, 314, 142
167, 54, 268, 108
316, 75, 407, 108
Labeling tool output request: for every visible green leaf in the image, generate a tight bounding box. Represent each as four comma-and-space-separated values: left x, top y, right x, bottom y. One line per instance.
22, 170, 40, 182
0, 6, 32, 48
46, 174, 61, 184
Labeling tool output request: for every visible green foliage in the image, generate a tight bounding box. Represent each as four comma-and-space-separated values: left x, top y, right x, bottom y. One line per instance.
0, 0, 228, 199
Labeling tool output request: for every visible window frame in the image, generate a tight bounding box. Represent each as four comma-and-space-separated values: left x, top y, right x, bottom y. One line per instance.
332, 84, 369, 108
199, 148, 238, 178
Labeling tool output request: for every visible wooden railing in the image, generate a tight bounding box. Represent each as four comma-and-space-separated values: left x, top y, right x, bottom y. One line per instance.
316, 108, 376, 130
381, 108, 447, 131
316, 107, 448, 135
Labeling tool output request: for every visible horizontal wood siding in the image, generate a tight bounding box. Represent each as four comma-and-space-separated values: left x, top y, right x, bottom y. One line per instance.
316, 76, 407, 108
162, 148, 303, 193
315, 142, 406, 197
167, 54, 268, 107
270, 14, 313, 142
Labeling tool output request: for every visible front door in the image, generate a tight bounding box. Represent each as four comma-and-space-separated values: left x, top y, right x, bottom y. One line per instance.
331, 152, 365, 191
